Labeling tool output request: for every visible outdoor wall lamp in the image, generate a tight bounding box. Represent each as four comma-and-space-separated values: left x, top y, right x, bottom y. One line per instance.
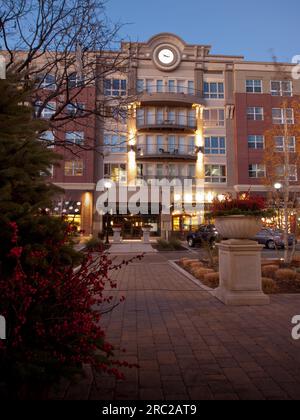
195, 146, 204, 154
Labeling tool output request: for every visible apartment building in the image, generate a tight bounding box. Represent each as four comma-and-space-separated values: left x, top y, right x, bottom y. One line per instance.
27, 33, 300, 237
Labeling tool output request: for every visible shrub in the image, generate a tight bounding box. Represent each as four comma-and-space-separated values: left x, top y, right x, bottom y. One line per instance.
169, 238, 182, 250
85, 237, 104, 252
203, 273, 219, 289
262, 265, 279, 279
193, 268, 214, 279
275, 269, 297, 281
185, 260, 203, 269
156, 239, 170, 250
262, 278, 279, 294
0, 222, 142, 398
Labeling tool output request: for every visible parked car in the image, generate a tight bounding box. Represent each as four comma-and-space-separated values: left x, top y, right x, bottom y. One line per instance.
253, 228, 297, 249
187, 225, 219, 248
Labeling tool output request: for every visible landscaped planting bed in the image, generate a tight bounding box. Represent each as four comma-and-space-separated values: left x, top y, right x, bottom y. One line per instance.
178, 257, 300, 294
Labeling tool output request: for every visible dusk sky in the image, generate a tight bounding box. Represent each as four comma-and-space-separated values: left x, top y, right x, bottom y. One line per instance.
107, 0, 299, 63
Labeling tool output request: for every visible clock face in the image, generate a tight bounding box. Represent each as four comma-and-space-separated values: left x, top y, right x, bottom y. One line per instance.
158, 48, 175, 65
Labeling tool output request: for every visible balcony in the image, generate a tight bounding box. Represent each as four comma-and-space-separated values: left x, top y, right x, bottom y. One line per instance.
137, 116, 197, 133
136, 147, 197, 162
138, 86, 203, 107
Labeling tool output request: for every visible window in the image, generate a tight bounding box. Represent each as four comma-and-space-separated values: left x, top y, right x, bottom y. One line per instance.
188, 165, 196, 178
168, 164, 177, 177
104, 134, 127, 153
65, 132, 85, 145
188, 137, 195, 153
156, 164, 164, 177
203, 108, 225, 127
146, 79, 154, 93
157, 135, 164, 151
275, 165, 297, 181
275, 136, 296, 152
157, 109, 164, 124
271, 81, 292, 97
137, 108, 145, 127
168, 136, 176, 153
168, 80, 176, 93
104, 163, 127, 183
104, 79, 127, 96
157, 80, 164, 93
66, 103, 85, 116
246, 80, 262, 93
247, 107, 264, 121
64, 160, 84, 176
137, 79, 144, 93
205, 165, 226, 183
188, 80, 195, 95
179, 137, 186, 154
272, 108, 294, 124
146, 135, 155, 153
204, 82, 224, 99
39, 74, 56, 90
68, 73, 84, 88
177, 80, 185, 93
167, 110, 176, 123
35, 101, 56, 119
249, 164, 266, 179
248, 135, 265, 150
40, 131, 55, 148
205, 137, 226, 155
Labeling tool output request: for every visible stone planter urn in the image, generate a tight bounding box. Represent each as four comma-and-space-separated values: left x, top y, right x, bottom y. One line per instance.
213, 215, 269, 306
112, 227, 122, 244
142, 227, 151, 244
215, 215, 263, 240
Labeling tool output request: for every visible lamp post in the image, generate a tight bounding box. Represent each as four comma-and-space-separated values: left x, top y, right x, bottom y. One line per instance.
274, 183, 283, 229
104, 181, 112, 245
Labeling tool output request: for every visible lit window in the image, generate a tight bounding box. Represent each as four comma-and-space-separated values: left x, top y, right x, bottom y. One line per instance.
248, 135, 265, 150
205, 165, 226, 183
104, 163, 127, 183
64, 160, 84, 176
247, 107, 264, 121
249, 164, 266, 178
246, 80, 262, 93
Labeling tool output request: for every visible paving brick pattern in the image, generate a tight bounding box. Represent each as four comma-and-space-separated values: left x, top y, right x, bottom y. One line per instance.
67, 253, 300, 400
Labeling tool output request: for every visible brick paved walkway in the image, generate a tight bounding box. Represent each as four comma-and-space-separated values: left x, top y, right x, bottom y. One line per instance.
66, 253, 300, 400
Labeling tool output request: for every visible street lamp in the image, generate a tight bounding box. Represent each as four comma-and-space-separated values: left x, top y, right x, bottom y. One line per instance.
274, 183, 283, 228
104, 181, 112, 245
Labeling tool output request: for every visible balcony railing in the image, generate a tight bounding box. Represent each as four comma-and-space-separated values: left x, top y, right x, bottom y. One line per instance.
137, 115, 197, 132
138, 85, 203, 106
136, 146, 197, 161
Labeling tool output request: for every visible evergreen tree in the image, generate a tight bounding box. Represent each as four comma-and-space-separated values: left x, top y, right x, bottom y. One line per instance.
0, 72, 80, 272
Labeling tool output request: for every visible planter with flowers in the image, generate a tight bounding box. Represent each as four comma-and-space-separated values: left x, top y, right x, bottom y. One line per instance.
209, 194, 274, 240
112, 224, 122, 244
208, 194, 272, 306
142, 224, 152, 244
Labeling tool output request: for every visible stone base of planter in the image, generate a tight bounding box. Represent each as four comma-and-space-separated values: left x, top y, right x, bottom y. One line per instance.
214, 240, 270, 306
